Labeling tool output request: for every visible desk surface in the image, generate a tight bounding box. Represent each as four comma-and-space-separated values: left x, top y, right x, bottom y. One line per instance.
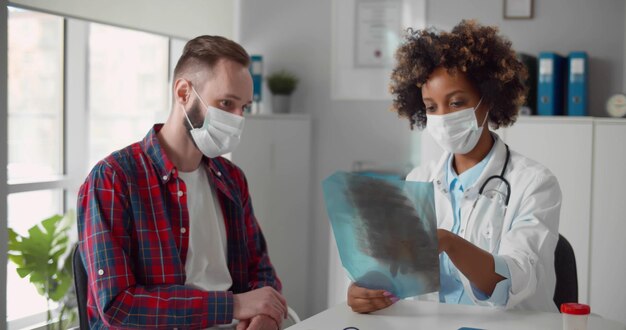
287, 300, 626, 330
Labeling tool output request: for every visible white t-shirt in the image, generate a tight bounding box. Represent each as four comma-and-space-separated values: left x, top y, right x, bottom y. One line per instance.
179, 167, 232, 292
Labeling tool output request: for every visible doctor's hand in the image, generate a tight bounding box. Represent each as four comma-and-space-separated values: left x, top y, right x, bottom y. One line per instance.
233, 287, 287, 327
437, 228, 455, 254
347, 282, 399, 313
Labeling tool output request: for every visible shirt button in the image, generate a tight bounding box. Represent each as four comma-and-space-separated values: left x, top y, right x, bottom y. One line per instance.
162, 175, 168, 181
181, 227, 187, 234
436, 180, 441, 185
217, 171, 222, 177
443, 189, 448, 193
98, 269, 104, 276
460, 229, 465, 234
177, 190, 183, 197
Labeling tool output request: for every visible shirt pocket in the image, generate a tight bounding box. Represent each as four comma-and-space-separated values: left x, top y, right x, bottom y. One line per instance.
471, 195, 506, 253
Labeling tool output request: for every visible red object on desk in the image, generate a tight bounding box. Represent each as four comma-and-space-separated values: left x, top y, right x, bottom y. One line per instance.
561, 303, 591, 315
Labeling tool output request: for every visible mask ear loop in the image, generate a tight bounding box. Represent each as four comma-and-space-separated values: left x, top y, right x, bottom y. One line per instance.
181, 103, 196, 130
475, 98, 489, 129
177, 80, 199, 130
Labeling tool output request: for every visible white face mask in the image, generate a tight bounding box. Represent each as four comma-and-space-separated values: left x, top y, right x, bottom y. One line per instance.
182, 87, 245, 158
426, 98, 488, 154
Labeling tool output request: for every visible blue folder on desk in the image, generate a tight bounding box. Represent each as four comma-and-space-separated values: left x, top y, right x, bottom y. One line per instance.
537, 52, 566, 116
567, 51, 588, 116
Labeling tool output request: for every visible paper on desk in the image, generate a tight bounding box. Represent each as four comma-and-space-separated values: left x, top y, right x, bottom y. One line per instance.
323, 171, 440, 298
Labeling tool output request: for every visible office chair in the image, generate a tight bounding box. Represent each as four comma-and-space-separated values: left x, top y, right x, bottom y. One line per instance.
72, 244, 90, 330
553, 234, 578, 310
72, 244, 301, 328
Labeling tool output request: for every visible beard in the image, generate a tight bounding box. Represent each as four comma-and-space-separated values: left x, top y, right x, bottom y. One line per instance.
184, 99, 205, 131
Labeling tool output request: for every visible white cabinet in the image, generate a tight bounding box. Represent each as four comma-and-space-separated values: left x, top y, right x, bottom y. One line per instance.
231, 114, 312, 318
589, 119, 626, 325
502, 117, 594, 304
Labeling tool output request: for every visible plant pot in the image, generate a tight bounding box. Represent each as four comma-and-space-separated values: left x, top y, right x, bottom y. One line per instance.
272, 94, 291, 114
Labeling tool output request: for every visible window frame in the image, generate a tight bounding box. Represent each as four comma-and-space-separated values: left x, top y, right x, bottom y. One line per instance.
1, 2, 9, 329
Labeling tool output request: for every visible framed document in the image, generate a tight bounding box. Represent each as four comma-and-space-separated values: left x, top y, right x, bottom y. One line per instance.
504, 0, 534, 19
331, 0, 426, 100
354, 0, 402, 68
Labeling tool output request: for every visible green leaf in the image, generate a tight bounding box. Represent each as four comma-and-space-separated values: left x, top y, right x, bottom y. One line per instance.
7, 210, 76, 312
41, 214, 63, 234
29, 271, 47, 283
7, 254, 25, 267
7, 228, 22, 251
16, 267, 31, 278
7, 228, 17, 243
48, 273, 72, 301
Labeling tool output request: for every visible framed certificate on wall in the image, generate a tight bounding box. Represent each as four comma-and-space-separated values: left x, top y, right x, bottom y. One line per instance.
331, 0, 426, 100
503, 0, 534, 19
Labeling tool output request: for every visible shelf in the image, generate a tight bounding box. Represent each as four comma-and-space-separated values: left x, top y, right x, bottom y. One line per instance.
244, 113, 311, 121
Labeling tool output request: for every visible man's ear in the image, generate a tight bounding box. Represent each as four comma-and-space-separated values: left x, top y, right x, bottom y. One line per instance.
174, 78, 191, 105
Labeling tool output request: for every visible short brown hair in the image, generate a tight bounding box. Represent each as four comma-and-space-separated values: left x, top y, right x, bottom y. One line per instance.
173, 35, 250, 82
389, 20, 527, 130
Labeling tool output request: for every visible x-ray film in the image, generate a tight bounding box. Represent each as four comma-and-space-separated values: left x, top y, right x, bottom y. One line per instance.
323, 171, 440, 298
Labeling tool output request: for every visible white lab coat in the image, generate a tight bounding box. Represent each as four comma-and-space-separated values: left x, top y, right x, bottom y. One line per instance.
407, 133, 561, 312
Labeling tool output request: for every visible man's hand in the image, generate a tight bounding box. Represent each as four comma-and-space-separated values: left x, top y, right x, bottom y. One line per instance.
347, 282, 398, 313
233, 287, 287, 326
236, 314, 280, 330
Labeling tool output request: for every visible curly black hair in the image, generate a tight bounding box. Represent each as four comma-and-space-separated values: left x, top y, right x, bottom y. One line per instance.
389, 20, 528, 130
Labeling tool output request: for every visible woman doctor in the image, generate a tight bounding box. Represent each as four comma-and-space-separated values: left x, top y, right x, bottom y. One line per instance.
347, 20, 562, 313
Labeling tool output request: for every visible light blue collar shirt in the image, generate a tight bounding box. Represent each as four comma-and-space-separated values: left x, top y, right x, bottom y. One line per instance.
439, 141, 511, 306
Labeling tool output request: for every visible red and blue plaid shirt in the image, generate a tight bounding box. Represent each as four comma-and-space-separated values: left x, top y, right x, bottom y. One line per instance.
77, 125, 281, 329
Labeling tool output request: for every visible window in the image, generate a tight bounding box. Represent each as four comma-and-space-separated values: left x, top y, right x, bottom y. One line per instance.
5, 8, 176, 329
88, 23, 169, 168
7, 190, 64, 322
7, 7, 64, 183
6, 8, 65, 326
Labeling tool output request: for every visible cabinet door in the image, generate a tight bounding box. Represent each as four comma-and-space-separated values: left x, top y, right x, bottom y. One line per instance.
589, 120, 626, 325
231, 116, 312, 318
502, 118, 593, 304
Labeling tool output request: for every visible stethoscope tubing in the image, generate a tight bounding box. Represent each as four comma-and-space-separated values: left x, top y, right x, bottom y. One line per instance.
477, 144, 511, 206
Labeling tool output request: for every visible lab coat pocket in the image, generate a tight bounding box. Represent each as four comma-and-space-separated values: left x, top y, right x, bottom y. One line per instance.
471, 195, 506, 253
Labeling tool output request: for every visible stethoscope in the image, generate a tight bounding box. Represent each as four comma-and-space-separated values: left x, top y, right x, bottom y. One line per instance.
477, 143, 511, 207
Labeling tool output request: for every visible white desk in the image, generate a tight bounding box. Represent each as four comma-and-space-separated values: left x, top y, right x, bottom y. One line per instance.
286, 300, 626, 330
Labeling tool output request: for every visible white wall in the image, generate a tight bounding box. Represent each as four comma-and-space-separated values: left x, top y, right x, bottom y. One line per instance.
8, 0, 235, 39
239, 0, 626, 318
239, 0, 415, 318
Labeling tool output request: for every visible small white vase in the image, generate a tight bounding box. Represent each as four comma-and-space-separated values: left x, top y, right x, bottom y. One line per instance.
272, 94, 291, 114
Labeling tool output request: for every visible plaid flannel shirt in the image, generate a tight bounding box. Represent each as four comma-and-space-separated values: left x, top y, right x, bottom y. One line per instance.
77, 125, 281, 329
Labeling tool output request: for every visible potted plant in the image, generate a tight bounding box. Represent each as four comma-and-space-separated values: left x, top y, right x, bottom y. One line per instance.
267, 70, 299, 113
7, 211, 77, 329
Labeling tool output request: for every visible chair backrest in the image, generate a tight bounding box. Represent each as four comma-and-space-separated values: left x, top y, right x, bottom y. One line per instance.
72, 244, 90, 329
553, 234, 578, 310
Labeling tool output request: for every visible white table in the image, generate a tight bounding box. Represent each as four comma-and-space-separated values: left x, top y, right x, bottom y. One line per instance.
286, 300, 626, 330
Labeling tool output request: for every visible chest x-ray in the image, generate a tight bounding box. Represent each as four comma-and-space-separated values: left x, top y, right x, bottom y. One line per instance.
323, 171, 439, 298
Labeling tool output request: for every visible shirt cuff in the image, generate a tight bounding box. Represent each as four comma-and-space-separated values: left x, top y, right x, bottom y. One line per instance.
470, 254, 511, 305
